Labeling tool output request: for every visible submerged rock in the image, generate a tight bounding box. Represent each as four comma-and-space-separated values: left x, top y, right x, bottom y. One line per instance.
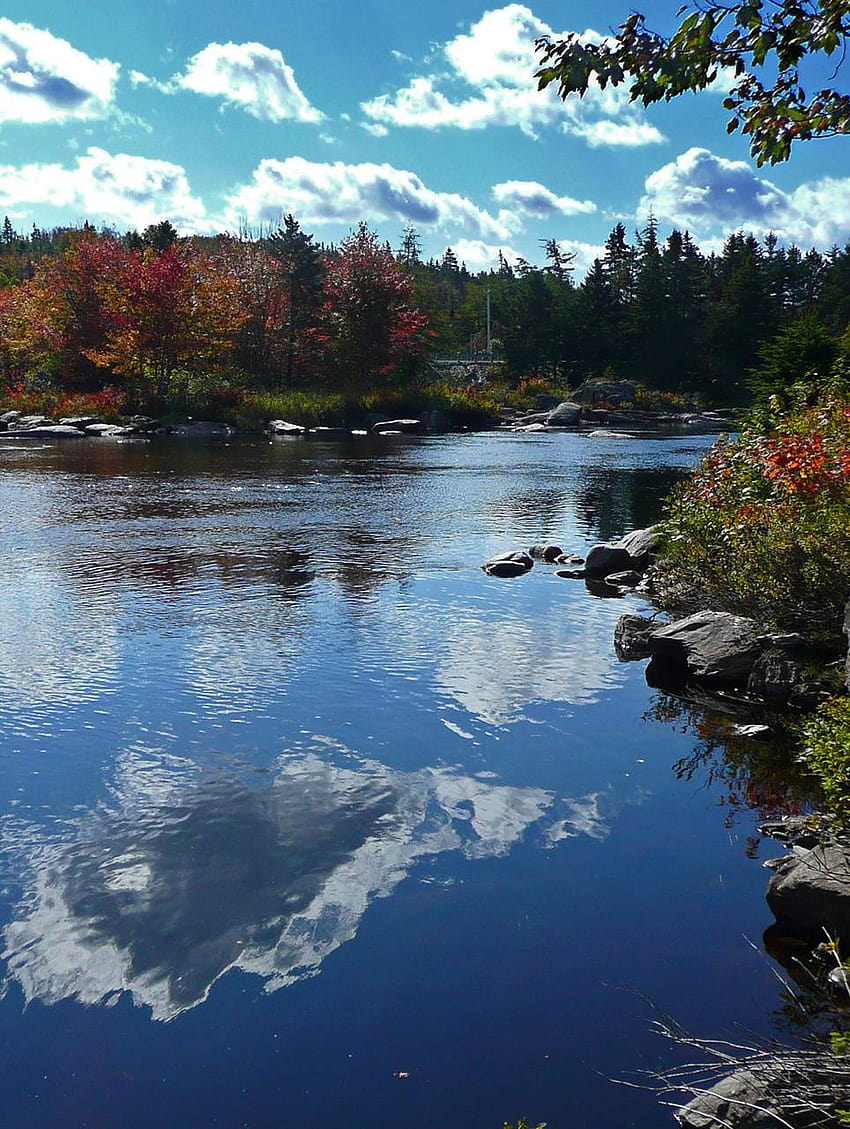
529, 544, 564, 563
614, 615, 657, 661
483, 551, 534, 578
171, 421, 233, 438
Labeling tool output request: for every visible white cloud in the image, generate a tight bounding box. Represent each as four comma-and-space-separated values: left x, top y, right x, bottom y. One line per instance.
0, 147, 209, 232
554, 238, 605, 277
449, 239, 524, 272
492, 180, 596, 218
361, 4, 664, 147
640, 147, 850, 247
168, 41, 322, 123
226, 156, 513, 241
0, 18, 119, 124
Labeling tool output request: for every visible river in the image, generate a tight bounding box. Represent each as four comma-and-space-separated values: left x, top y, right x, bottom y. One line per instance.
0, 430, 786, 1129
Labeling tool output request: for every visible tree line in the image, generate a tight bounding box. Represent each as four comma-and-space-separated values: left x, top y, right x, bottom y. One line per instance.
1, 212, 849, 407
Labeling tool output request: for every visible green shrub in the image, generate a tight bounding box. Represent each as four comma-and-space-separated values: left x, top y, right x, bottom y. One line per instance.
798, 697, 850, 815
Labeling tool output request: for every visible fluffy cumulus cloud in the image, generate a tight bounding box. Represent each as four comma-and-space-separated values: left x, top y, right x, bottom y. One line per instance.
449, 239, 525, 271
0, 147, 209, 231
641, 147, 850, 246
226, 156, 513, 240
492, 180, 596, 218
0, 18, 119, 124
139, 41, 322, 123
361, 4, 664, 147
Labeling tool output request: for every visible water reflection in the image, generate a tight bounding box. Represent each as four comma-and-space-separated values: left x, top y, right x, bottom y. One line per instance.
576, 467, 689, 542
3, 746, 609, 1021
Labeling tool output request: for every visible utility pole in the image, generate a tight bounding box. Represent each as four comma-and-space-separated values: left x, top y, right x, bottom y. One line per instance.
486, 287, 491, 358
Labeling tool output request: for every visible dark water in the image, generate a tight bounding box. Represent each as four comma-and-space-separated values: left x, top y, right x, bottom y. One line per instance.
0, 431, 784, 1129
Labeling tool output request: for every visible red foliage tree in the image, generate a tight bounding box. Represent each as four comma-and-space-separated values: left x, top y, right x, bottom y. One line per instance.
323, 223, 430, 388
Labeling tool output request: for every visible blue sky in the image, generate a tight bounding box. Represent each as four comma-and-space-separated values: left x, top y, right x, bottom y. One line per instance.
0, 0, 847, 271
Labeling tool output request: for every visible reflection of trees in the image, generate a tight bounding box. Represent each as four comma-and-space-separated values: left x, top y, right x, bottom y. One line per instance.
646, 692, 818, 841
575, 467, 688, 542
5, 749, 603, 1021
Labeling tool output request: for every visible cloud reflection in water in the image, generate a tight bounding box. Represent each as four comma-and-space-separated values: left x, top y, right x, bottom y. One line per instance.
2, 747, 610, 1021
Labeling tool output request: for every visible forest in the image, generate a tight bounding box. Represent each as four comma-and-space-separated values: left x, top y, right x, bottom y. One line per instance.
0, 212, 849, 416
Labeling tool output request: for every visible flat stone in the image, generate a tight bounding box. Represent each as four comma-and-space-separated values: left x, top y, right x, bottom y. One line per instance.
371, 419, 423, 434
615, 525, 663, 565
604, 570, 642, 587
556, 568, 587, 580
4, 424, 85, 438
269, 419, 306, 435
59, 416, 103, 428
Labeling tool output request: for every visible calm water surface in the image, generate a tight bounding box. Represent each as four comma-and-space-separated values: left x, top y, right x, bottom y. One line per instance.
0, 431, 784, 1128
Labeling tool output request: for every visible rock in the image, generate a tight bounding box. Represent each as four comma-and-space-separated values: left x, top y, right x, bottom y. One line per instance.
604, 570, 643, 588
732, 724, 773, 740
587, 429, 632, 439
545, 401, 583, 427
121, 415, 157, 431
534, 394, 562, 410
614, 614, 657, 660
584, 544, 633, 578
372, 418, 423, 434
4, 424, 85, 438
513, 422, 547, 433
572, 379, 638, 407
529, 544, 564, 563
555, 553, 583, 565
269, 419, 307, 436
311, 427, 352, 438
676, 1068, 786, 1128
0, 410, 21, 424
759, 816, 825, 848
16, 415, 54, 429
828, 965, 850, 992
766, 840, 850, 941
86, 424, 137, 438
556, 568, 587, 580
647, 610, 764, 686
747, 647, 825, 709
614, 525, 663, 567
483, 551, 533, 578
171, 421, 233, 438
59, 416, 103, 428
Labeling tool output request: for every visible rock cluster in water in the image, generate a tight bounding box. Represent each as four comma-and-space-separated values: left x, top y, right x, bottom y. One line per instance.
0, 411, 235, 440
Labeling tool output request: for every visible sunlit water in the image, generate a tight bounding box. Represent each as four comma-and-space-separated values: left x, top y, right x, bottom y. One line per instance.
0, 431, 784, 1129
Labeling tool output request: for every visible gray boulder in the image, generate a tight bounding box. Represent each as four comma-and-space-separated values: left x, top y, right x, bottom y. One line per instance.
766, 840, 850, 940
0, 410, 21, 424
545, 401, 583, 427
614, 614, 657, 660
584, 544, 633, 578
86, 424, 138, 438
647, 610, 764, 685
